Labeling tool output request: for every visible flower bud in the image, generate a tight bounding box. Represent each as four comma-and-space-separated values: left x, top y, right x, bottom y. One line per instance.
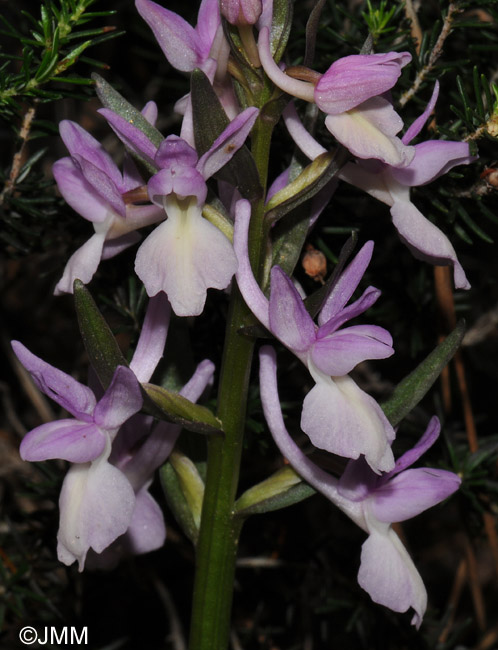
220, 0, 262, 26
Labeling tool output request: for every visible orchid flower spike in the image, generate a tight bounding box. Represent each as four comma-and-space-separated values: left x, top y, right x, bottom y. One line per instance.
259, 345, 461, 627
258, 28, 414, 166
283, 84, 475, 290
53, 108, 163, 295
100, 106, 258, 316
234, 200, 395, 473
13, 341, 143, 570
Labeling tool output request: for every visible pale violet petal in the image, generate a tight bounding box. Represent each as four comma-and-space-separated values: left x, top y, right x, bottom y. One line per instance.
315, 52, 412, 115
390, 200, 470, 290
371, 468, 461, 523
130, 293, 171, 383
338, 162, 393, 207
325, 97, 415, 167
20, 420, 105, 463
124, 488, 166, 554
53, 158, 109, 223
12, 341, 96, 418
93, 366, 143, 433
54, 231, 106, 295
57, 457, 135, 571
269, 266, 316, 353
318, 241, 374, 324
135, 197, 237, 316
135, 0, 201, 71
311, 325, 394, 376
358, 526, 427, 628
301, 373, 395, 473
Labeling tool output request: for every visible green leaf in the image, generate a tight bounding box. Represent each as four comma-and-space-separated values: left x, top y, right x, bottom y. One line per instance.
160, 462, 199, 545
264, 147, 349, 225
92, 72, 163, 169
143, 383, 223, 435
271, 0, 293, 63
382, 320, 466, 426
169, 450, 205, 529
234, 466, 315, 517
270, 205, 310, 279
74, 280, 223, 435
73, 279, 128, 389
190, 68, 262, 201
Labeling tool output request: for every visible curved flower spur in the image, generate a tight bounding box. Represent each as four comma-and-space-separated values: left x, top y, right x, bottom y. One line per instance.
234, 199, 395, 473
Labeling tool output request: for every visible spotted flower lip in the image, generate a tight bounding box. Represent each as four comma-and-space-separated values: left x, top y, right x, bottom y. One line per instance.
234, 199, 396, 473
259, 346, 461, 628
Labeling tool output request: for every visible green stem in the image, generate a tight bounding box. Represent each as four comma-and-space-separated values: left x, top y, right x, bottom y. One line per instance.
188, 112, 274, 650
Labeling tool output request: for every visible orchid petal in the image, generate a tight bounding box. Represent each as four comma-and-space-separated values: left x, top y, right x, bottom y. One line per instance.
135, 198, 237, 316
130, 293, 171, 383
391, 140, 477, 187
148, 166, 207, 205
318, 241, 374, 324
358, 527, 427, 628
311, 325, 394, 376
53, 158, 110, 223
390, 200, 470, 290
141, 100, 158, 126
301, 374, 395, 473
318, 286, 381, 335
59, 120, 122, 187
57, 458, 135, 570
73, 155, 126, 218
197, 0, 222, 56
11, 341, 96, 417
402, 81, 439, 144
315, 52, 411, 115
196, 107, 259, 180
325, 97, 415, 167
269, 266, 316, 352
388, 416, 440, 477
338, 162, 393, 206
101, 232, 141, 260
338, 457, 378, 502
371, 468, 461, 523
155, 135, 198, 169
20, 420, 105, 463
93, 366, 143, 432
54, 231, 106, 295
125, 488, 166, 554
98, 108, 159, 168
135, 0, 201, 71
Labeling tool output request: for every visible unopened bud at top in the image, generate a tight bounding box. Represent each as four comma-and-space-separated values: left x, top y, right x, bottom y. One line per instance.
220, 0, 262, 25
